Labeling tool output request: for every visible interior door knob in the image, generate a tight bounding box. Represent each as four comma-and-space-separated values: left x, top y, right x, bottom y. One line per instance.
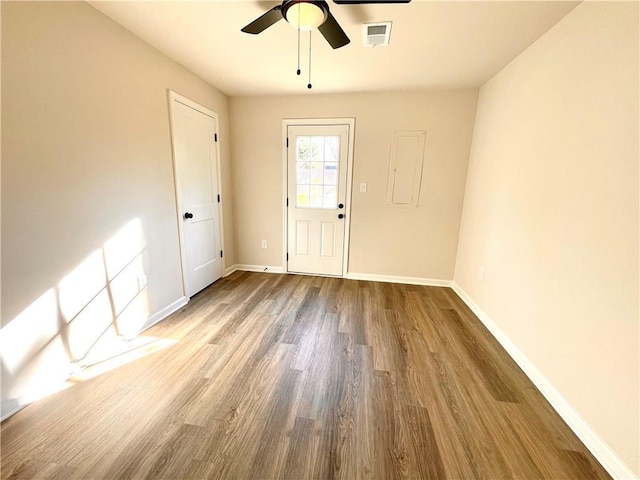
338, 213, 345, 219
338, 203, 344, 209
184, 212, 194, 219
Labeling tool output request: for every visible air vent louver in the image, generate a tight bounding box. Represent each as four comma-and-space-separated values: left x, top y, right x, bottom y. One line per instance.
363, 22, 392, 47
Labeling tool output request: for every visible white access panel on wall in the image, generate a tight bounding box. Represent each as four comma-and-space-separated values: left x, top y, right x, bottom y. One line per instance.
386, 131, 426, 208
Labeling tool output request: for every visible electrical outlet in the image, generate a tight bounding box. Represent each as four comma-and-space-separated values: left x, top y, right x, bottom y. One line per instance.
137, 274, 147, 290
261, 240, 267, 249
359, 182, 367, 193
479, 267, 485, 281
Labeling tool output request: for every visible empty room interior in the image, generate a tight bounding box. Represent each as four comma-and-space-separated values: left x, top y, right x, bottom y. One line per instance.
1, 1, 638, 479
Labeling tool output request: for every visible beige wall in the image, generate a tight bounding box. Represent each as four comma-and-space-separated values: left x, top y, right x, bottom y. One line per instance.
230, 91, 478, 279
454, 2, 639, 475
1, 2, 234, 412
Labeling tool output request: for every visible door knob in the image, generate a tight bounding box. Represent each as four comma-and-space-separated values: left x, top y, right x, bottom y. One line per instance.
338, 203, 344, 209
184, 212, 194, 219
338, 213, 345, 219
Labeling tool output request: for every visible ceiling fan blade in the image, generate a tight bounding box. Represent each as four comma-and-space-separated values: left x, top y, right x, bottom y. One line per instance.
333, 0, 410, 3
241, 5, 283, 34
318, 11, 350, 49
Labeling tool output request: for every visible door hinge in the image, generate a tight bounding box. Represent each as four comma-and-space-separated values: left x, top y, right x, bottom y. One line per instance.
286, 253, 289, 261
214, 133, 218, 142
217, 194, 221, 203
286, 197, 289, 207
220, 250, 223, 258
286, 137, 289, 148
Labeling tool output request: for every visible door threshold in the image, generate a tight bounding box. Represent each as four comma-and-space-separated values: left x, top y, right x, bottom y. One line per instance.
285, 271, 345, 279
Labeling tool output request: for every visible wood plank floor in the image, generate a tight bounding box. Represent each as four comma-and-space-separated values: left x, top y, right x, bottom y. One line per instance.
1, 272, 611, 479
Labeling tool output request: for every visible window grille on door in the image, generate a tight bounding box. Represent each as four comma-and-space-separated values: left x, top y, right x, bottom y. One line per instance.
296, 136, 340, 209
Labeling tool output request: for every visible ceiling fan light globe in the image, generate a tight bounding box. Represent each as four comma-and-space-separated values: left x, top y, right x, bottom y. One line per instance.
285, 2, 326, 30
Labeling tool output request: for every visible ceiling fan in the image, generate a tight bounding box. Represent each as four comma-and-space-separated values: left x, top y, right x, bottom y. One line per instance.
241, 0, 411, 49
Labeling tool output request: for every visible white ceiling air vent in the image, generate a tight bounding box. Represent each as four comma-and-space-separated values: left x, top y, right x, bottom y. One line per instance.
363, 22, 392, 48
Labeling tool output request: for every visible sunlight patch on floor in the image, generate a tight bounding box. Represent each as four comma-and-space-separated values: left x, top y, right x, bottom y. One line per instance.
69, 337, 177, 383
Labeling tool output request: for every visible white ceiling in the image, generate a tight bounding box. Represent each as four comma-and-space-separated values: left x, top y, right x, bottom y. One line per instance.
89, 0, 580, 96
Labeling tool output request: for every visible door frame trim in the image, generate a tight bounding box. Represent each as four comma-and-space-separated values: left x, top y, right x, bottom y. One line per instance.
282, 118, 356, 277
167, 90, 226, 297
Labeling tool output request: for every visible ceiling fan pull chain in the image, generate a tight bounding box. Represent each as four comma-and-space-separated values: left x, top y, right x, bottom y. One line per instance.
296, 5, 301, 75
308, 30, 312, 89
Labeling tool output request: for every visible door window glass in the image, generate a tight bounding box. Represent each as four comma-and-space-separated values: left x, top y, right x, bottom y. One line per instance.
296, 135, 340, 209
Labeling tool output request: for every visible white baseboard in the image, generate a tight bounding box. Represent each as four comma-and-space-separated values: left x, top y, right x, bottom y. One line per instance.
236, 264, 285, 274
346, 272, 452, 287
141, 296, 189, 332
231, 267, 450, 286
224, 264, 239, 276
451, 282, 637, 480
1, 399, 24, 422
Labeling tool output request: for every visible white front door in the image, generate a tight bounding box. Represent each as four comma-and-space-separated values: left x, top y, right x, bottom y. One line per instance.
170, 94, 223, 297
287, 124, 350, 276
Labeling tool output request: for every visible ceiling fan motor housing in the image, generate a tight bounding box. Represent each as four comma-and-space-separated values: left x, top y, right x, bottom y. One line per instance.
282, 0, 329, 29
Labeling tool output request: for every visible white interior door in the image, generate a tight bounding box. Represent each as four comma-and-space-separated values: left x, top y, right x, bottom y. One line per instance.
287, 124, 350, 276
170, 95, 223, 297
